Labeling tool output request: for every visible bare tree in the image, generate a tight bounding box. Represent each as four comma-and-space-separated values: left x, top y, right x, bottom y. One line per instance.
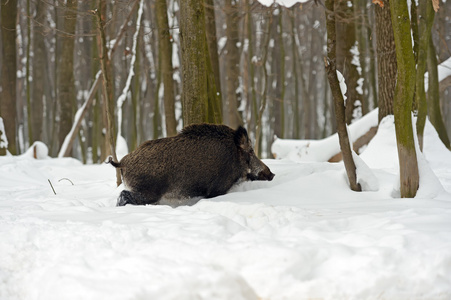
325, 0, 361, 192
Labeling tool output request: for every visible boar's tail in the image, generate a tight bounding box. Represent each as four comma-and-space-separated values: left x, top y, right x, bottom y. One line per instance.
106, 156, 122, 168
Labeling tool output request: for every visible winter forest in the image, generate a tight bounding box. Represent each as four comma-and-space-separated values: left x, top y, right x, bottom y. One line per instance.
2, 0, 451, 298
0, 0, 450, 163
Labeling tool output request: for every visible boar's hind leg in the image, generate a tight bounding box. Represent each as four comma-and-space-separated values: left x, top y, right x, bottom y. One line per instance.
117, 190, 159, 206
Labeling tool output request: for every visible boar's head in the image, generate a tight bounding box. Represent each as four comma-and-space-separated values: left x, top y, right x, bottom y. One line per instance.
234, 126, 275, 182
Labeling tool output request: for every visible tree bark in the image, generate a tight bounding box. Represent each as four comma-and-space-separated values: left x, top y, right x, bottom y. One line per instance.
325, 0, 361, 192
390, 0, 419, 198
179, 0, 221, 126
224, 0, 243, 129
0, 0, 18, 154
375, 0, 396, 123
156, 0, 177, 137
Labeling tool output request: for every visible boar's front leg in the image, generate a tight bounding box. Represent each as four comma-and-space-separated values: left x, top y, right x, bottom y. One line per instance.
117, 190, 159, 206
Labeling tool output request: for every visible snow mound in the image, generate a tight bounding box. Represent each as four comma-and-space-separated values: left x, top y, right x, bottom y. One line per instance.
22, 141, 49, 159
272, 109, 378, 161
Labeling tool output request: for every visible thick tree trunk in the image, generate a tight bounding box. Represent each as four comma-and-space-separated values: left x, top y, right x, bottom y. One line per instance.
390, 0, 419, 198
375, 0, 396, 123
179, 0, 221, 126
325, 0, 361, 192
0, 0, 18, 155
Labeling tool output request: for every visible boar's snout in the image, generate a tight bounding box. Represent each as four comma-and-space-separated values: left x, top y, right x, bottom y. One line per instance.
261, 169, 275, 181
247, 164, 275, 181
257, 166, 275, 181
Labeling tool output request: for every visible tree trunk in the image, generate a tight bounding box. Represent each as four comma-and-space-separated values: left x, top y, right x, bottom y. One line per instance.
336, 0, 360, 124
96, 1, 121, 186
246, 0, 258, 135
427, 35, 450, 149
156, 0, 177, 137
26, 0, 32, 146
375, 0, 396, 123
415, 0, 435, 151
254, 8, 273, 157
57, 0, 78, 154
179, 0, 221, 126
273, 9, 285, 139
204, 0, 222, 104
325, 0, 361, 192
0, 0, 18, 155
390, 0, 419, 198
289, 7, 300, 139
31, 0, 47, 143
224, 0, 243, 129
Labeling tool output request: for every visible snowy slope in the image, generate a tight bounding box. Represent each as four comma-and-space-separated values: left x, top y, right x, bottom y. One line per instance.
271, 109, 378, 161
1, 118, 451, 300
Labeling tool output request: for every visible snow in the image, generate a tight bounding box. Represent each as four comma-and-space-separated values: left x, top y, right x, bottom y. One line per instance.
272, 108, 378, 161
1, 114, 451, 299
257, 0, 309, 8
425, 54, 451, 91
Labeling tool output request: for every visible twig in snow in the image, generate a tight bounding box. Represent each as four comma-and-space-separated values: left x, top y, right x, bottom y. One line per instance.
48, 179, 56, 195
58, 178, 74, 185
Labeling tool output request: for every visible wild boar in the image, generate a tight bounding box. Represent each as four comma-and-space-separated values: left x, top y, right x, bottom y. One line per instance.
108, 123, 274, 207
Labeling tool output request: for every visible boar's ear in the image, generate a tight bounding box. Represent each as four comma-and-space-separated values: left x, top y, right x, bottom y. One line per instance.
234, 126, 250, 149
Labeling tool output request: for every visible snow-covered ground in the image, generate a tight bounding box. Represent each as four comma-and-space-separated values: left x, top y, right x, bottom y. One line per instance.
1, 116, 451, 300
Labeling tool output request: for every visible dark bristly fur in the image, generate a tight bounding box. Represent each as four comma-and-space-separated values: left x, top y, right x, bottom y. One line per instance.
108, 124, 274, 207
